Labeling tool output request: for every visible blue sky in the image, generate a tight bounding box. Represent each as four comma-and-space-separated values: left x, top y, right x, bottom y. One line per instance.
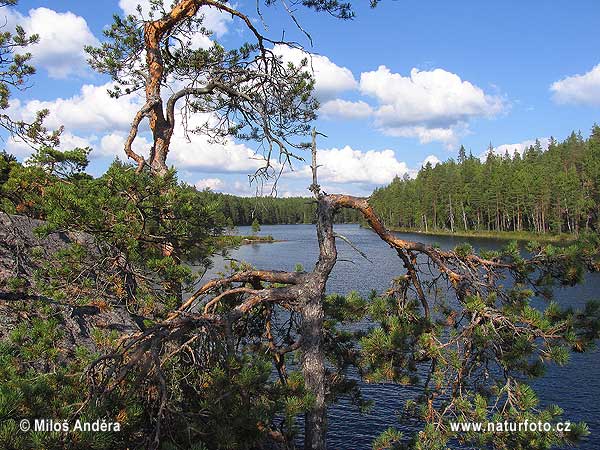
3, 0, 600, 196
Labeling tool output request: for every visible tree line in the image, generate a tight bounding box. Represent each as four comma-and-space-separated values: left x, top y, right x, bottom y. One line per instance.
210, 192, 360, 227
370, 127, 600, 235
0, 151, 359, 228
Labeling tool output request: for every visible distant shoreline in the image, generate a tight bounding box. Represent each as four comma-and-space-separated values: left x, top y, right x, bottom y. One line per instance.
386, 226, 575, 243
218, 234, 282, 247
228, 224, 577, 244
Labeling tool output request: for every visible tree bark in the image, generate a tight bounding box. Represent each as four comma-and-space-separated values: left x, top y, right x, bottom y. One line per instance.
301, 292, 327, 450
300, 133, 339, 450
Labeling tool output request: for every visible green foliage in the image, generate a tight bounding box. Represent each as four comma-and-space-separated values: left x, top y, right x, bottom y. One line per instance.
360, 293, 430, 384
0, 302, 115, 450
26, 146, 91, 178
5, 276, 26, 292
370, 128, 600, 236
2, 152, 225, 314
206, 191, 360, 225
372, 427, 403, 450
0, 298, 316, 449
364, 285, 600, 449
250, 217, 261, 233
324, 291, 367, 323
454, 243, 473, 258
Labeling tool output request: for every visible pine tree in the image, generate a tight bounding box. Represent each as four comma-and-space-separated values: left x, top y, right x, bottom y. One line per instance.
251, 217, 261, 234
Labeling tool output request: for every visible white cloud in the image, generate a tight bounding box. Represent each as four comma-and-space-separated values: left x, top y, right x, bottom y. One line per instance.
319, 99, 373, 119
118, 0, 151, 16
195, 177, 225, 191
273, 44, 357, 100
168, 121, 265, 173
6, 7, 99, 78
205, 179, 310, 197
422, 154, 441, 167
359, 66, 505, 144
89, 113, 266, 173
4, 137, 37, 158
480, 138, 550, 160
8, 83, 145, 133
228, 180, 257, 196
6, 119, 264, 175
6, 131, 97, 158
279, 188, 311, 198
291, 146, 409, 185
170, 138, 264, 173
215, 180, 272, 197
551, 64, 600, 106
58, 132, 95, 151
383, 125, 462, 145
98, 133, 128, 157
98, 132, 152, 159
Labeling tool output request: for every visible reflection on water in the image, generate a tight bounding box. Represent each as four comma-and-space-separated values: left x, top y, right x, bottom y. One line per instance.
199, 224, 600, 450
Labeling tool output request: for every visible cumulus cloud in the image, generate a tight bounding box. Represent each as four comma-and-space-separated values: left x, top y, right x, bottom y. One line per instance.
5, 129, 149, 162
170, 138, 264, 173
7, 83, 145, 133
291, 146, 409, 185
359, 66, 505, 144
195, 177, 225, 191
209, 178, 314, 197
383, 125, 463, 145
6, 7, 99, 78
273, 44, 357, 100
207, 179, 269, 197
167, 117, 266, 173
319, 99, 373, 119
98, 132, 152, 159
92, 113, 267, 173
551, 64, 600, 106
480, 138, 550, 160
6, 131, 97, 158
422, 154, 441, 167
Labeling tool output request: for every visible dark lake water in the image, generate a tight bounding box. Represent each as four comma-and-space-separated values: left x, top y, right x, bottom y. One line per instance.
200, 224, 600, 450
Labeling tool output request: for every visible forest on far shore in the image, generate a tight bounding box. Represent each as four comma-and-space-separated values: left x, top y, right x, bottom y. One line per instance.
208, 125, 600, 237
370, 126, 600, 235
209, 192, 360, 226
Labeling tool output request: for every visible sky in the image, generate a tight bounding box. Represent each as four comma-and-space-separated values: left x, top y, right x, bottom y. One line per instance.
2, 0, 600, 197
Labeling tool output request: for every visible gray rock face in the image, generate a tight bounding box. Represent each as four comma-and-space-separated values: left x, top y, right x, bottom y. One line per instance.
0, 212, 92, 287
0, 211, 141, 353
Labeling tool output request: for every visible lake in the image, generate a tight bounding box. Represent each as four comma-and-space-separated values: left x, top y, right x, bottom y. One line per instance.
200, 224, 600, 449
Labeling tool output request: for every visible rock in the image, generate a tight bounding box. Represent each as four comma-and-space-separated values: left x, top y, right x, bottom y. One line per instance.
0, 212, 93, 288
0, 212, 142, 354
